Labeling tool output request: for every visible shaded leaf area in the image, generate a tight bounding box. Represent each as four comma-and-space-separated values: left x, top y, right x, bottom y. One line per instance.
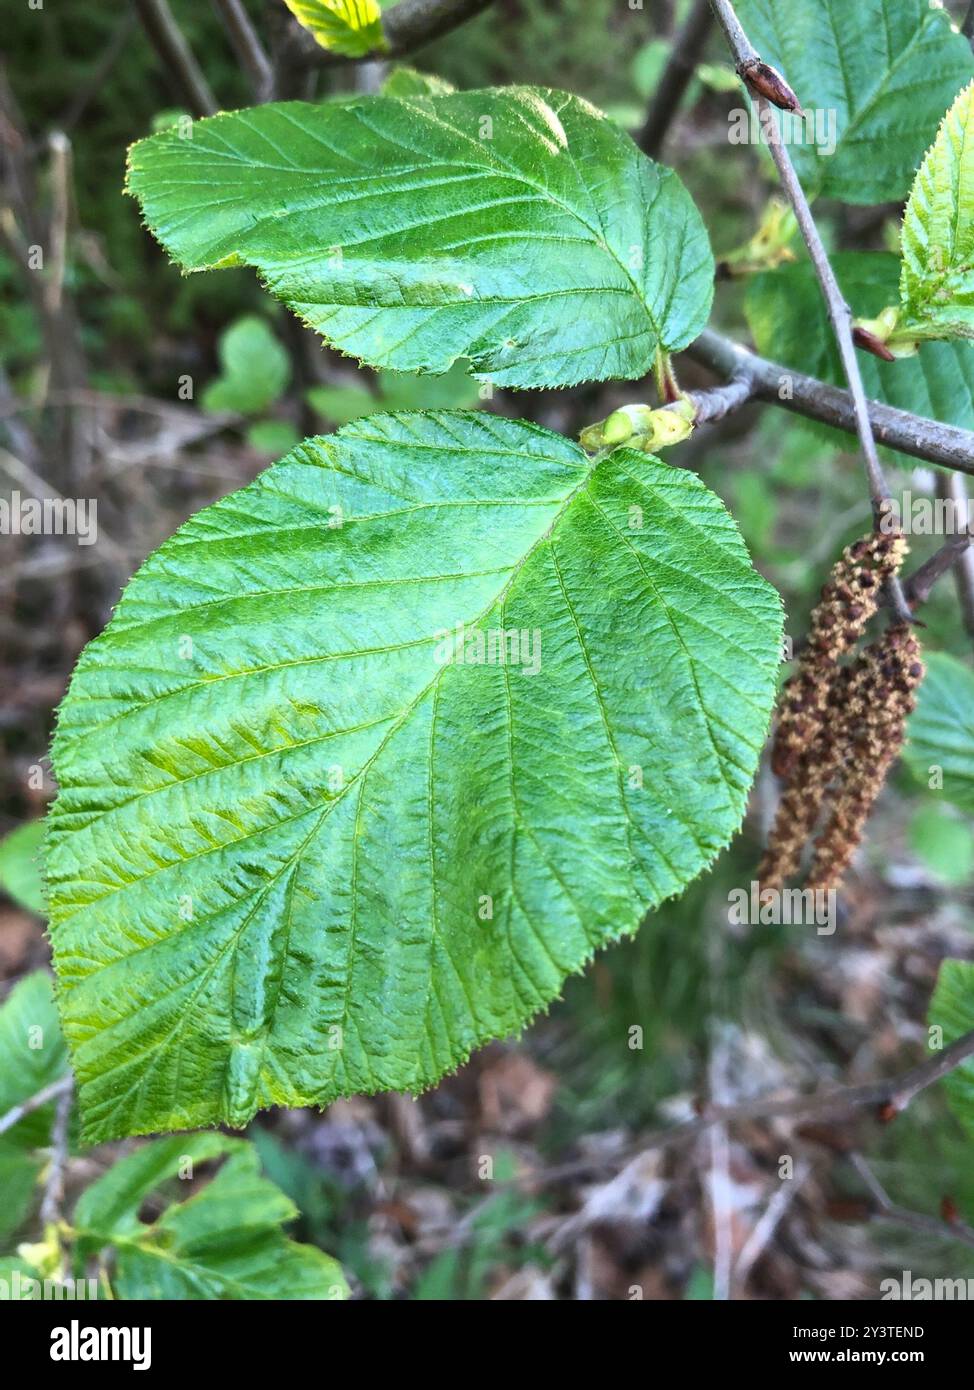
70, 1134, 348, 1299
905, 651, 974, 815
745, 253, 974, 439
125, 88, 714, 389
0, 973, 69, 1240
734, 0, 973, 203
47, 412, 781, 1143
930, 960, 974, 1143
0, 820, 46, 915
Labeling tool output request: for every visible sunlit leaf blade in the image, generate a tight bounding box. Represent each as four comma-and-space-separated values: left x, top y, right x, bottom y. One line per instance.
281, 0, 387, 59
900, 82, 974, 344
745, 253, 974, 442
929, 958, 974, 1141
47, 412, 781, 1143
734, 0, 974, 203
75, 1135, 348, 1299
904, 652, 974, 814
125, 89, 714, 389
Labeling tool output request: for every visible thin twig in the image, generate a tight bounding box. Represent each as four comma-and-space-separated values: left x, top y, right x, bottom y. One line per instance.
849, 1152, 974, 1253
211, 0, 273, 102
638, 0, 714, 158
60, 12, 136, 133
133, 0, 218, 117
0, 1073, 73, 1138
708, 0, 912, 624
904, 530, 974, 611
687, 369, 756, 424
631, 1025, 974, 1158
735, 1159, 811, 1284
39, 1080, 74, 1228
684, 328, 974, 476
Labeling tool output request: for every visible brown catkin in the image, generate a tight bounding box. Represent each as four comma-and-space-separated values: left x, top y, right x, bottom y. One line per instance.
770, 529, 907, 780
758, 664, 857, 891
805, 623, 925, 891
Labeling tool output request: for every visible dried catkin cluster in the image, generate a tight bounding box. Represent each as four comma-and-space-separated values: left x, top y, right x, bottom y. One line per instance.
759, 531, 922, 895
770, 530, 907, 779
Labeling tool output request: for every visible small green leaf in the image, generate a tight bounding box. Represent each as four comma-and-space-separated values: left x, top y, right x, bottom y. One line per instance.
929, 959, 974, 1140
307, 382, 377, 426
201, 316, 291, 416
734, 0, 974, 203
900, 83, 974, 344
125, 89, 715, 390
75, 1135, 348, 1299
0, 819, 46, 914
745, 253, 974, 441
281, 0, 387, 59
47, 412, 781, 1142
0, 972, 69, 1149
381, 67, 455, 99
246, 419, 301, 455
909, 804, 974, 886
376, 361, 481, 411
904, 652, 974, 814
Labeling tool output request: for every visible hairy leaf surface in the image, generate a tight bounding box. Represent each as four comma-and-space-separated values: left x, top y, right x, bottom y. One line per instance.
904, 652, 974, 814
734, 0, 973, 204
745, 254, 974, 442
125, 89, 714, 389
901, 83, 974, 343
74, 1135, 348, 1299
48, 412, 781, 1142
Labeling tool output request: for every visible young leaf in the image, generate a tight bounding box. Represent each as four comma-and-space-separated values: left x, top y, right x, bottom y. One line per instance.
201, 315, 291, 416
281, 0, 387, 59
74, 1135, 348, 1299
0, 819, 46, 914
904, 651, 974, 814
381, 67, 456, 99
47, 412, 781, 1143
900, 83, 974, 345
734, 0, 973, 203
929, 958, 974, 1141
125, 89, 714, 389
745, 253, 974, 441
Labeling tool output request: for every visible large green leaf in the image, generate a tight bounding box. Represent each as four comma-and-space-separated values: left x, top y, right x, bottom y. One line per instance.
745, 253, 974, 438
281, 0, 387, 59
904, 652, 974, 814
125, 88, 714, 390
0, 819, 46, 914
900, 83, 974, 344
74, 1134, 348, 1299
734, 0, 973, 204
47, 412, 781, 1142
929, 958, 974, 1140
